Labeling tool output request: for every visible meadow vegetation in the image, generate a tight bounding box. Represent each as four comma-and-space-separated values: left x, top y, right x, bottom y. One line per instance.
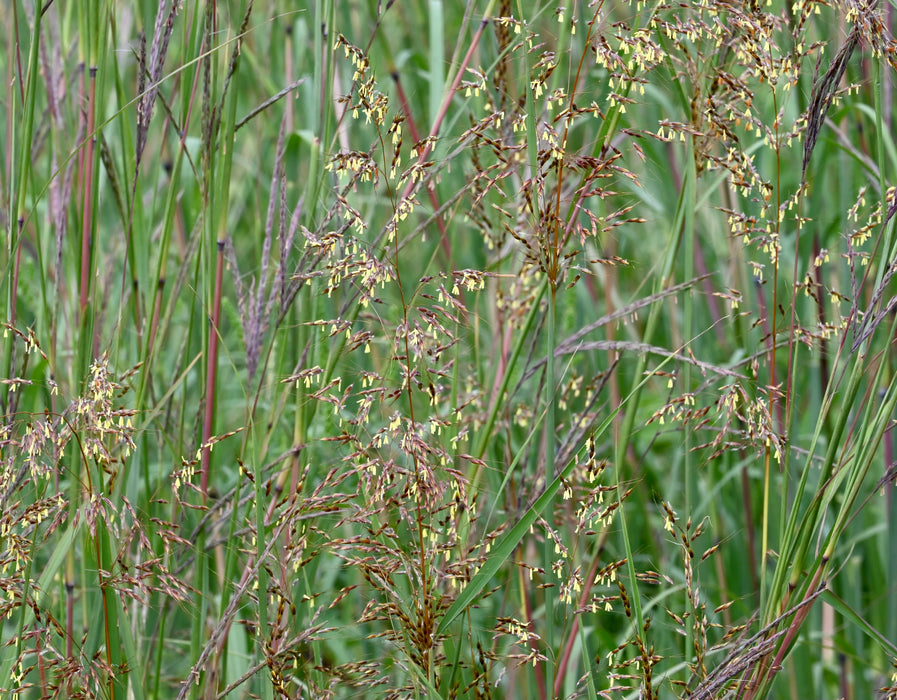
3, 0, 897, 698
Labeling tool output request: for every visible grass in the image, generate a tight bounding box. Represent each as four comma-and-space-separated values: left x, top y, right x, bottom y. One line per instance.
3, 0, 897, 698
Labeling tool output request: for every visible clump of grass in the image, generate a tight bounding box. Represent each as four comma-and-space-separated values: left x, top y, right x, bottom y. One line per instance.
4, 0, 897, 699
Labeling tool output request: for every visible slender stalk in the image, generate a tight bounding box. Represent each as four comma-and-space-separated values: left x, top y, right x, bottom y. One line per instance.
201, 240, 225, 497
3, 0, 43, 416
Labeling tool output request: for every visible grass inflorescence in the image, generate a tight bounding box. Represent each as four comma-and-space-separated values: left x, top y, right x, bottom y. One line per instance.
3, 0, 897, 698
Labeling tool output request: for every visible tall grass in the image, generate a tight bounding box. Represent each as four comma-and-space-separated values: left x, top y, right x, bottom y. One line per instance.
2, 0, 897, 698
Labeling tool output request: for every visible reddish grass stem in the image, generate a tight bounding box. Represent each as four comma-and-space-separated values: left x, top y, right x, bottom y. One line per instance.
398, 5, 495, 204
